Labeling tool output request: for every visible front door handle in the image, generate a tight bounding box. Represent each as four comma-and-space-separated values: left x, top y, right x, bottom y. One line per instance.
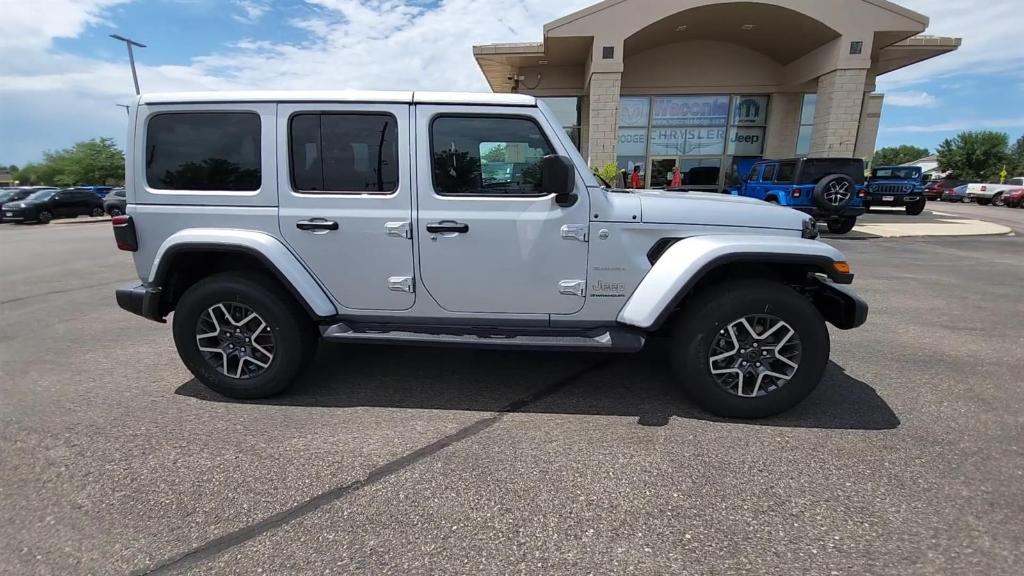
296, 219, 339, 232
426, 221, 469, 234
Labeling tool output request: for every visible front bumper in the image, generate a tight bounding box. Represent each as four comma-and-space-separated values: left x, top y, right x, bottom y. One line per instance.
812, 277, 868, 330
792, 206, 866, 221
2, 208, 34, 222
115, 284, 165, 322
866, 194, 922, 206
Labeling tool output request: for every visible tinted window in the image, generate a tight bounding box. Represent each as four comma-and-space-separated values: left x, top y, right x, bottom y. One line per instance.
290, 113, 398, 193
761, 164, 777, 182
746, 165, 761, 182
798, 159, 865, 184
775, 162, 796, 183
431, 116, 553, 196
146, 113, 261, 191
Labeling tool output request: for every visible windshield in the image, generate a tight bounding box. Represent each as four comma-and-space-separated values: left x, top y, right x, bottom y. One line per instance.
25, 189, 57, 202
872, 167, 921, 180
798, 159, 865, 184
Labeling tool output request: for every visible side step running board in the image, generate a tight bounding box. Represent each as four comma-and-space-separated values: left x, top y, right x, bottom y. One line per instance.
320, 323, 645, 352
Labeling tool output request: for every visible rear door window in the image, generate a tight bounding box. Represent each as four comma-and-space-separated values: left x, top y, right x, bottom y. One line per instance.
774, 162, 796, 183
289, 113, 399, 193
146, 112, 261, 191
761, 164, 777, 182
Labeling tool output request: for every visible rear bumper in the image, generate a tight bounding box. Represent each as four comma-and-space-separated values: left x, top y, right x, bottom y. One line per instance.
115, 284, 165, 322
792, 206, 866, 220
812, 277, 868, 330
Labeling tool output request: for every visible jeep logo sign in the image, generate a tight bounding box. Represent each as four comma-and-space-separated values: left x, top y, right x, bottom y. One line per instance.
728, 127, 765, 156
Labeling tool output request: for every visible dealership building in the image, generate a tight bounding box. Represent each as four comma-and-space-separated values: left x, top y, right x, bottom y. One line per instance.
473, 0, 959, 190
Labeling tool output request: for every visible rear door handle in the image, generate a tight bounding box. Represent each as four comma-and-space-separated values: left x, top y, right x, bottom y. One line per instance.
426, 221, 469, 234
296, 219, 339, 232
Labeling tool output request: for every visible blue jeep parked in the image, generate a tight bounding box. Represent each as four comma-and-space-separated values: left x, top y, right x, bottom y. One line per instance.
864, 165, 926, 215
731, 157, 867, 234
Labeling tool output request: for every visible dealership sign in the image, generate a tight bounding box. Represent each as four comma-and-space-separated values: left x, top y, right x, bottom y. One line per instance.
617, 127, 648, 156
619, 97, 650, 127
652, 96, 730, 127
732, 96, 768, 125
649, 127, 726, 156
727, 127, 765, 155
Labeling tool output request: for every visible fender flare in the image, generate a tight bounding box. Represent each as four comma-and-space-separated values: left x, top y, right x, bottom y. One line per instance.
617, 235, 851, 330
149, 228, 338, 318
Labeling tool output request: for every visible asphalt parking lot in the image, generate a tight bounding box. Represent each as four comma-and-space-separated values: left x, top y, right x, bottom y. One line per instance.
1, 202, 1022, 575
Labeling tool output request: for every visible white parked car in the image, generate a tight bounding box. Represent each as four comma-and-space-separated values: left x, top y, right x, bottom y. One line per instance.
966, 177, 1024, 206
112, 90, 867, 418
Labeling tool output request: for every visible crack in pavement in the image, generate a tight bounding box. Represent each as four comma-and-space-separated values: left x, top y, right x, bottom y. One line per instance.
134, 359, 612, 575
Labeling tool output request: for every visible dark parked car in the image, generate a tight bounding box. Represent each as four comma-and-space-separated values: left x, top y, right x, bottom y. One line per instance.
941, 184, 970, 203
103, 188, 127, 216
0, 188, 45, 222
924, 178, 966, 201
1002, 188, 1024, 208
1, 187, 104, 224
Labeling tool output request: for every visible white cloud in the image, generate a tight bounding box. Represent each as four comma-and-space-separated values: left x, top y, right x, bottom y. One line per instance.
881, 117, 1024, 133
884, 91, 938, 107
232, 0, 271, 24
879, 0, 1024, 90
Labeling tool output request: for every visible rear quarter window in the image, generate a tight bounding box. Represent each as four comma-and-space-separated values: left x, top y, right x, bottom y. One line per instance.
145, 112, 261, 191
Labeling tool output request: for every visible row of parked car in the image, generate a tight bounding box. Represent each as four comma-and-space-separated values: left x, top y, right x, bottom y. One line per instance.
923, 177, 1024, 207
0, 185, 126, 224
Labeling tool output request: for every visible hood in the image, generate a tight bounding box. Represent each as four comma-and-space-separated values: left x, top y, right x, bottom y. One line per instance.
633, 190, 807, 231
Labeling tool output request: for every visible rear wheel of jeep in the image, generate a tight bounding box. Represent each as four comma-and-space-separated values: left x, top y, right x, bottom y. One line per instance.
905, 198, 926, 215
172, 271, 317, 399
671, 280, 830, 419
826, 217, 857, 234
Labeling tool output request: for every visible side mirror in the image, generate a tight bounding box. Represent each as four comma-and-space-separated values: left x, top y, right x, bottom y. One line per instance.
542, 154, 577, 207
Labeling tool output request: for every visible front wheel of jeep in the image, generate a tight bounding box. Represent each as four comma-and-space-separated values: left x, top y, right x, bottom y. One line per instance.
671, 280, 830, 419
172, 271, 317, 399
905, 198, 926, 216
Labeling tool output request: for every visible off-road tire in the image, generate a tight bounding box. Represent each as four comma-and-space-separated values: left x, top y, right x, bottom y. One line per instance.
172, 271, 317, 399
826, 217, 857, 234
671, 280, 830, 419
905, 198, 926, 216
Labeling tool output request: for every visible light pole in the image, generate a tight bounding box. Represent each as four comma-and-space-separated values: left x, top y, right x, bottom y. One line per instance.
109, 34, 146, 95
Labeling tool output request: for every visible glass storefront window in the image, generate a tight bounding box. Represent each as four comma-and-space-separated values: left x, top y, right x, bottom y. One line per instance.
796, 93, 817, 156
618, 93, 770, 191
539, 97, 581, 148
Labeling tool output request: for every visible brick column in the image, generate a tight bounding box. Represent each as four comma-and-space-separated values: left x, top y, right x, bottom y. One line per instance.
586, 72, 621, 168
809, 69, 868, 158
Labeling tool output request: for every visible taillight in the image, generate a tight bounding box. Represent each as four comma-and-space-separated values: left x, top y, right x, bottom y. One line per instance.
112, 215, 138, 252
858, 190, 867, 198
791, 190, 802, 198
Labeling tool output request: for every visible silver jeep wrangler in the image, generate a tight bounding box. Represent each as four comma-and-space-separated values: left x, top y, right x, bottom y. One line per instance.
113, 91, 867, 418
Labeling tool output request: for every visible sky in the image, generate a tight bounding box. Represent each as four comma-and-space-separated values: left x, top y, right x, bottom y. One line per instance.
2, 0, 1023, 166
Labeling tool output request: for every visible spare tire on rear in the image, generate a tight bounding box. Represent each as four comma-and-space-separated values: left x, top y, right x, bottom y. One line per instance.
813, 174, 855, 213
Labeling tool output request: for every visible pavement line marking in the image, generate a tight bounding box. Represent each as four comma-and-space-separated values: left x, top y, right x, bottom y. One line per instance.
0, 278, 138, 306
134, 359, 613, 576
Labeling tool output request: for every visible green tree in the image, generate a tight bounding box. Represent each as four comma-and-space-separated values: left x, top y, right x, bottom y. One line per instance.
870, 145, 929, 167
481, 144, 507, 163
13, 162, 57, 185
1007, 135, 1024, 176
936, 131, 1009, 182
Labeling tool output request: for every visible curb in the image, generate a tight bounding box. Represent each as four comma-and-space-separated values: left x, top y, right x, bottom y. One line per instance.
52, 217, 112, 225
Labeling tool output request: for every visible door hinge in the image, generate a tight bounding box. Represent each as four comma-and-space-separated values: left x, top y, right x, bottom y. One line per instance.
388, 276, 414, 293
385, 221, 411, 239
560, 224, 588, 242
558, 279, 586, 297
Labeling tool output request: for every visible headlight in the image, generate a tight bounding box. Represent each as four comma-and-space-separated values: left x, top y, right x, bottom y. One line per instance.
802, 217, 819, 239
903, 185, 913, 192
